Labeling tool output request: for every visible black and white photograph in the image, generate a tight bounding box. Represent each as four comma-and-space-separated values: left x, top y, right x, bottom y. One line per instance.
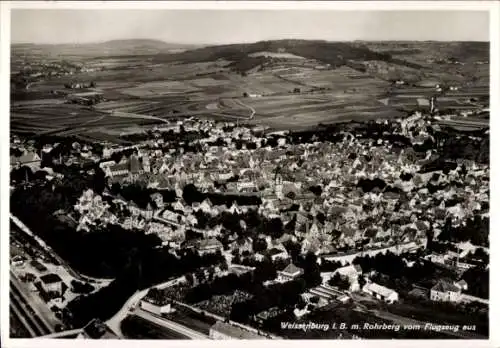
1, 1, 498, 346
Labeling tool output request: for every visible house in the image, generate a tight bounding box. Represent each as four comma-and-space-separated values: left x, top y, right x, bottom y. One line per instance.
198, 238, 223, 255
268, 248, 289, 262
150, 193, 164, 210
362, 282, 399, 303
10, 151, 41, 171
39, 273, 64, 295
140, 297, 175, 315
454, 280, 468, 291
277, 263, 304, 282
254, 307, 281, 324
331, 264, 362, 292
106, 162, 130, 178
430, 280, 462, 303
209, 321, 266, 340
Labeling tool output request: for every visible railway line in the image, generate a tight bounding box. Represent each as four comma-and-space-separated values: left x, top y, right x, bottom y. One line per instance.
10, 280, 52, 337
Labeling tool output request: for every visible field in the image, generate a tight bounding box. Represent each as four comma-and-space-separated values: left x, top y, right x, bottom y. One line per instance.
11, 40, 489, 140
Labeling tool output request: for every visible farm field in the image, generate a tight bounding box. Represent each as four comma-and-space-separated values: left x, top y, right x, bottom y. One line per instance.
11, 39, 489, 138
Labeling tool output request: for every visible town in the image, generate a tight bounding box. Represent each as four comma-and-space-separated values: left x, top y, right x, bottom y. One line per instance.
7, 8, 491, 342
10, 108, 489, 339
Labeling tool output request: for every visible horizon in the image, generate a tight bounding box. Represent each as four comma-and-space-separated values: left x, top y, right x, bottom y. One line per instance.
10, 37, 491, 46
11, 10, 490, 45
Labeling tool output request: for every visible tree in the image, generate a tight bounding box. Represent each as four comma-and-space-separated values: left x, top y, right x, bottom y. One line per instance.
358, 275, 367, 289
328, 273, 350, 290
253, 238, 268, 253
310, 296, 320, 304
185, 273, 194, 287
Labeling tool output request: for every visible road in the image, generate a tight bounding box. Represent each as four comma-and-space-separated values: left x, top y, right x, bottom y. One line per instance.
41, 328, 84, 338
106, 276, 186, 337
134, 308, 208, 339
107, 110, 171, 124
234, 99, 256, 119
106, 288, 150, 337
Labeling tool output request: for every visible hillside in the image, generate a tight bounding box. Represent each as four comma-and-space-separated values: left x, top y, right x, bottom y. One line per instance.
151, 39, 422, 72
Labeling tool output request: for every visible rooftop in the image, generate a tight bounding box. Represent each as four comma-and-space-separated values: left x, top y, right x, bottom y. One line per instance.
432, 280, 461, 293
40, 273, 63, 284
280, 263, 303, 276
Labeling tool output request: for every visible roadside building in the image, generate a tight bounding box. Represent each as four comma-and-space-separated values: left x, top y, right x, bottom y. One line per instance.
277, 263, 304, 282
39, 273, 64, 295
362, 282, 399, 303
209, 321, 266, 340
140, 297, 175, 315
430, 280, 462, 303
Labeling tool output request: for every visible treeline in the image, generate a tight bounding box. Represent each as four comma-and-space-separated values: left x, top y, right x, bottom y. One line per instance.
353, 251, 440, 293
194, 209, 284, 240
438, 216, 489, 247
9, 170, 156, 278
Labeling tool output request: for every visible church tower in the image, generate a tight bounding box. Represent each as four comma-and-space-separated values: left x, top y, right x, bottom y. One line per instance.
275, 171, 283, 199
142, 155, 150, 173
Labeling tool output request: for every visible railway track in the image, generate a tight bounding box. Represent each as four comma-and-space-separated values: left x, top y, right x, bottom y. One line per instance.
10, 300, 38, 338
10, 283, 52, 337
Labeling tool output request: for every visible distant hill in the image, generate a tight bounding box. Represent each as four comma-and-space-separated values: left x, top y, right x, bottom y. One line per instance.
152, 39, 488, 74
151, 39, 420, 72
11, 39, 201, 58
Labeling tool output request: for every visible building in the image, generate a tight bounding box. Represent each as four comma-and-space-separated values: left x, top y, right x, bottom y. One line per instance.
277, 263, 304, 282
362, 282, 399, 303
10, 151, 41, 171
309, 284, 345, 301
430, 280, 462, 303
454, 280, 468, 291
268, 248, 289, 262
39, 273, 64, 295
105, 162, 130, 178
140, 298, 174, 315
332, 264, 363, 292
209, 321, 266, 340
198, 238, 223, 255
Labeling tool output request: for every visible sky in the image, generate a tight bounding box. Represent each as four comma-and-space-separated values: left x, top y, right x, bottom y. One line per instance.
11, 10, 490, 45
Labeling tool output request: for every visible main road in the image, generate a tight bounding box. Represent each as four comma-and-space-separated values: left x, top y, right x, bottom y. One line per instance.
134, 308, 208, 339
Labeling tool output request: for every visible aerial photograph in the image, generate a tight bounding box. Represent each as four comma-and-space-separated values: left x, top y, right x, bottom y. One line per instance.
7, 6, 491, 341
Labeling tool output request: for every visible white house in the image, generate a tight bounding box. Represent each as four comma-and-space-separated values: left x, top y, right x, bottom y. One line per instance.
277, 263, 304, 282
430, 280, 462, 303
362, 282, 399, 303
332, 264, 363, 292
